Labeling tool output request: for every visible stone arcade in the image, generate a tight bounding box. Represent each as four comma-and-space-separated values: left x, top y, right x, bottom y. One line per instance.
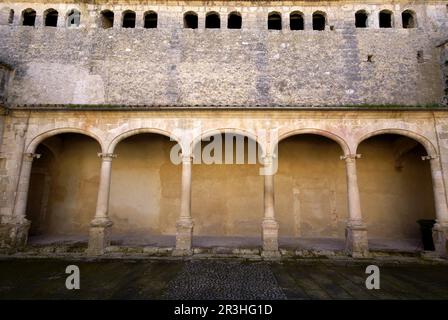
0, 0, 448, 259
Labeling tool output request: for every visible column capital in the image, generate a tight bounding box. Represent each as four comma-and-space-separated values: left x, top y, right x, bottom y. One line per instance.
262, 153, 277, 164
340, 154, 361, 161
422, 154, 439, 161
14, 124, 27, 138
97, 153, 117, 161
23, 153, 41, 161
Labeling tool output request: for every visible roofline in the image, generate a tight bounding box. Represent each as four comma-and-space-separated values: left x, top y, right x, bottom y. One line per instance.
6, 103, 448, 112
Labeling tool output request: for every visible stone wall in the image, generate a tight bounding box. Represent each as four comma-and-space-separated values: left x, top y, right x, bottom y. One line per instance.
0, 1, 447, 107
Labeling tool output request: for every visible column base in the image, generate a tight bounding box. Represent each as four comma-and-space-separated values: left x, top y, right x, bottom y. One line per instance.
433, 223, 448, 258
174, 219, 193, 256
262, 219, 280, 257
0, 217, 31, 250
345, 223, 369, 258
86, 218, 113, 256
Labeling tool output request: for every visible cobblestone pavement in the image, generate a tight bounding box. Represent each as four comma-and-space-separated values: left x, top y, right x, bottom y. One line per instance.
0, 258, 447, 299
164, 260, 287, 299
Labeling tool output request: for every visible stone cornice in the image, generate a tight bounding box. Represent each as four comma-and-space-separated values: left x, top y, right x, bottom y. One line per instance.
5, 103, 448, 112
0, 0, 442, 5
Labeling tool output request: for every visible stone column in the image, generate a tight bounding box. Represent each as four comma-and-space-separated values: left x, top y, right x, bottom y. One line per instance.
261, 155, 280, 258
341, 154, 369, 257
423, 155, 448, 257
87, 153, 115, 255
7, 153, 40, 248
173, 155, 194, 256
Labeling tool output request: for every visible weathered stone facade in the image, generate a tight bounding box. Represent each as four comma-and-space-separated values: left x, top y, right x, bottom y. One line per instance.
1, 0, 448, 259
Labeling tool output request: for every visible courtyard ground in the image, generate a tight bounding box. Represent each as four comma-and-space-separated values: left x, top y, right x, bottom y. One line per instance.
0, 258, 447, 299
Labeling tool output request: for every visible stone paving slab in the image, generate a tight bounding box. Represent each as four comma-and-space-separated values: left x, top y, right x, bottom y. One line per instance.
0, 258, 447, 299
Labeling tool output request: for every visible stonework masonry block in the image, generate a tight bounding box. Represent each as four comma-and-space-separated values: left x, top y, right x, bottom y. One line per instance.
433, 223, 448, 258
345, 223, 369, 258
173, 219, 194, 256
0, 219, 30, 250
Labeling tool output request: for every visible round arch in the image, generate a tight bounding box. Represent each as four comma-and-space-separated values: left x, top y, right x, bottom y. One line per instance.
26, 128, 104, 154
107, 128, 183, 154
275, 128, 351, 155
190, 128, 264, 156
356, 129, 437, 157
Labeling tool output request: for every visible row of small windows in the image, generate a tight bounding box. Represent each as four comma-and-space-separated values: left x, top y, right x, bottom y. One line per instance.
20, 8, 81, 27
102, 10, 158, 28
8, 8, 418, 29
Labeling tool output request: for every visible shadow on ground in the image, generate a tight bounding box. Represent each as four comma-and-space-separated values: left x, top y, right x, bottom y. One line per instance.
0, 258, 447, 299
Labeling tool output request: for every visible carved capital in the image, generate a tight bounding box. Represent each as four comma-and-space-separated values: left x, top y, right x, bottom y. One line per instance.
340, 154, 361, 161
23, 153, 41, 162
97, 153, 117, 161
13, 124, 27, 139
262, 153, 277, 165
422, 154, 439, 161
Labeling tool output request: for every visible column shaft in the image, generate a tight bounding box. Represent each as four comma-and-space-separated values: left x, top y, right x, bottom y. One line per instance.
87, 153, 115, 255
345, 155, 362, 224
264, 173, 275, 221
174, 155, 194, 255
342, 154, 368, 257
261, 155, 280, 257
180, 156, 192, 221
13, 153, 40, 221
429, 157, 448, 224
93, 154, 115, 223
427, 156, 448, 257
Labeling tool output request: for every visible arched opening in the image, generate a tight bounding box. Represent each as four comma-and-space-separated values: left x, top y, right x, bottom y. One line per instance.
191, 133, 263, 248
108, 133, 180, 246
290, 11, 304, 30
66, 9, 80, 27
21, 8, 36, 26
144, 11, 157, 28
227, 11, 241, 29
355, 10, 368, 28
206, 12, 220, 29
26, 133, 101, 244
313, 11, 326, 31
275, 134, 348, 250
402, 10, 417, 29
379, 10, 393, 28
268, 12, 282, 30
357, 134, 436, 252
122, 10, 135, 28
100, 10, 114, 29
0, 8, 14, 25
184, 11, 198, 29
44, 9, 58, 27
